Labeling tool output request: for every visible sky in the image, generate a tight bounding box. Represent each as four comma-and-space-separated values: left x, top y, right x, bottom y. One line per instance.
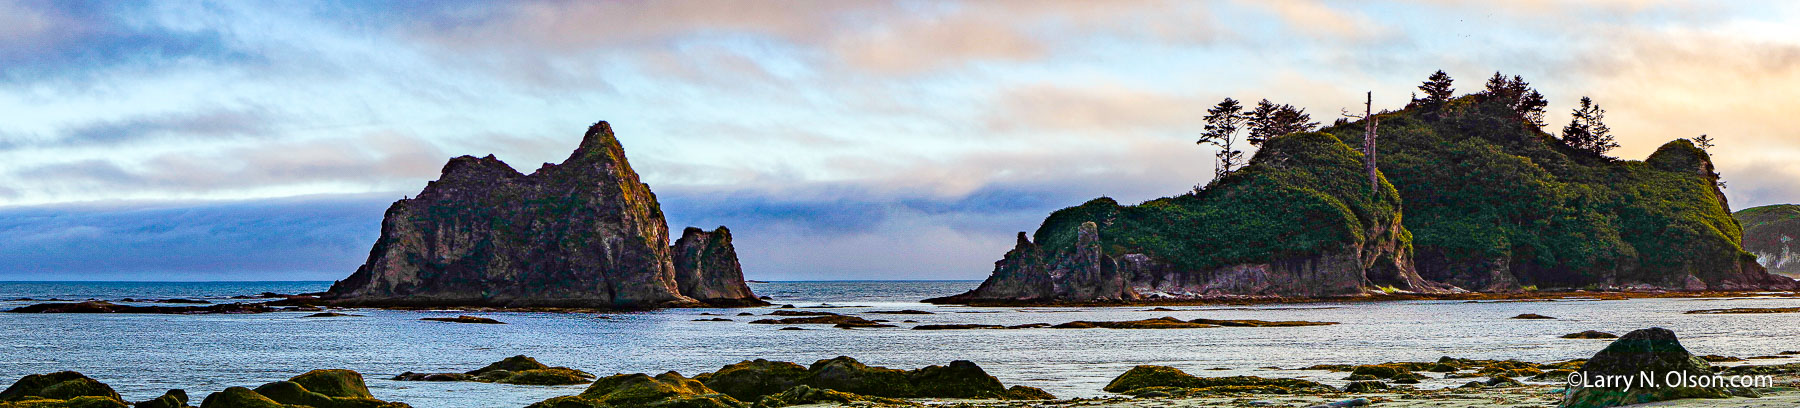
3, 0, 1799, 281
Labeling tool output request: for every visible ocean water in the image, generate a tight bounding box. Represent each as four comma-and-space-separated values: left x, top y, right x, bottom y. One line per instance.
3, 281, 1799, 407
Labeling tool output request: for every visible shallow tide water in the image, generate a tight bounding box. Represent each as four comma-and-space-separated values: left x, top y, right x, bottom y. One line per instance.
2, 281, 1799, 407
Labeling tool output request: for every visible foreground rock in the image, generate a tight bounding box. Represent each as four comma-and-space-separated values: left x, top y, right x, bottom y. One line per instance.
394, 356, 595, 385
323, 121, 764, 309
1103, 365, 1335, 396
199, 369, 408, 408
694, 357, 1053, 403
0, 372, 127, 408
135, 390, 189, 408
6, 301, 272, 314
526, 372, 739, 408
1561, 328, 1751, 408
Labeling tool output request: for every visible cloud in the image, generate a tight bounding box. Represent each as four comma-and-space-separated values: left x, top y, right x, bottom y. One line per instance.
0, 0, 253, 84
2, 109, 273, 149
0, 194, 393, 280
11, 131, 446, 195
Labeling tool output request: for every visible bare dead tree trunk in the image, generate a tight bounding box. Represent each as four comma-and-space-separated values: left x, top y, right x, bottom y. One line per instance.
1342, 91, 1381, 196
1363, 92, 1379, 196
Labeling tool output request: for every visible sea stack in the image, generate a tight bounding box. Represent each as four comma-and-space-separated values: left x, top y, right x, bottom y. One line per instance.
324, 121, 765, 308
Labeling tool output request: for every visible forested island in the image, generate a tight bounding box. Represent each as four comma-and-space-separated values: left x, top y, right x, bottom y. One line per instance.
934, 71, 1797, 305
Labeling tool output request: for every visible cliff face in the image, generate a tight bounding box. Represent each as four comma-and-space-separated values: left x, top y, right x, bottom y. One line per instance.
1736, 204, 1800, 278
930, 132, 1454, 304
325, 121, 764, 308
1350, 96, 1794, 292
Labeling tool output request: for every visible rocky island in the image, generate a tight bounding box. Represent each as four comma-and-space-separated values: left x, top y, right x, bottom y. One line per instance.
933, 90, 1796, 305
322, 121, 763, 309
1736, 204, 1800, 277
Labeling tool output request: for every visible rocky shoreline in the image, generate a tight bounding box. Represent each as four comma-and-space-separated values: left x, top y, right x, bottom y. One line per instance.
7, 328, 1799, 408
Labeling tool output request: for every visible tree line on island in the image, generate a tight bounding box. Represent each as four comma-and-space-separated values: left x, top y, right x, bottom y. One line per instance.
1196, 70, 1719, 193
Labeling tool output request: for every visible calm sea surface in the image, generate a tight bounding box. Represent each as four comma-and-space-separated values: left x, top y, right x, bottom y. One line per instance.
3, 281, 1799, 407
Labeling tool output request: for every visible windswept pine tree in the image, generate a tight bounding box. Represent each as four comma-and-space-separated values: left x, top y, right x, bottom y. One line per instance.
1247, 99, 1320, 147
1417, 70, 1455, 107
1199, 98, 1249, 181
1482, 72, 1548, 127
1561, 96, 1618, 158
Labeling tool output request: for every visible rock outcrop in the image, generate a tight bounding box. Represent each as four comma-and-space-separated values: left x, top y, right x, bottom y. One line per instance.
1736, 204, 1800, 277
693, 357, 1051, 402
1561, 328, 1749, 408
930, 132, 1454, 304
393, 355, 595, 386
324, 121, 764, 309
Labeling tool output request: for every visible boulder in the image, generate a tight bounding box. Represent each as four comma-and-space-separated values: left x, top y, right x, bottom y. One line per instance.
0, 372, 123, 403
198, 370, 408, 408
1103, 366, 1334, 395
697, 357, 1040, 401
133, 389, 187, 408
1341, 381, 1388, 393
1561, 328, 1745, 408
524, 372, 741, 408
696, 360, 808, 402
750, 385, 909, 408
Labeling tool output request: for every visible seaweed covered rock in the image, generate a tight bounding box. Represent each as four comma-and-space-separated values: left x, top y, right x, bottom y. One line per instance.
133, 390, 187, 408
1561, 328, 1745, 408
525, 372, 741, 408
324, 121, 763, 309
1103, 366, 1334, 395
696, 357, 1041, 401
695, 360, 809, 402
394, 356, 594, 386
0, 372, 127, 408
1736, 204, 1800, 277
931, 132, 1450, 304
750, 385, 912, 408
199, 370, 408, 408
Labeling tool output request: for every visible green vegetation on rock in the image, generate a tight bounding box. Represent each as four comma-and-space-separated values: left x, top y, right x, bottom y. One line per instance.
1735, 204, 1800, 277
1322, 94, 1781, 291
199, 370, 408, 408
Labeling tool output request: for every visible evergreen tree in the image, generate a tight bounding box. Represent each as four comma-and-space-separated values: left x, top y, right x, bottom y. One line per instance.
1247, 99, 1318, 146
1418, 70, 1455, 106
1692, 134, 1715, 152
1561, 96, 1618, 157
1199, 98, 1249, 180
1481, 72, 1548, 128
